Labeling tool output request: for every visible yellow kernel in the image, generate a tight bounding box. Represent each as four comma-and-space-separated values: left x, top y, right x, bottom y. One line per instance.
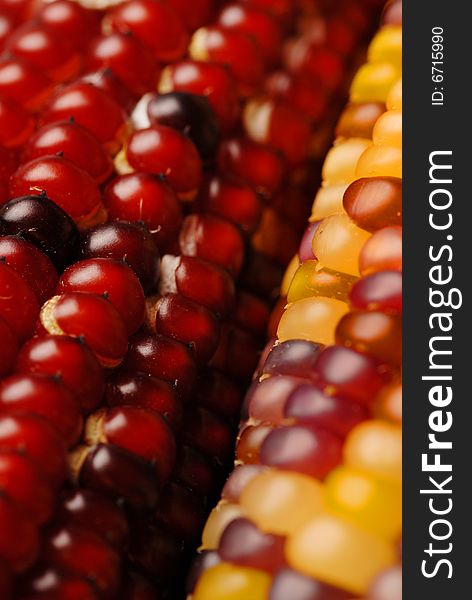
344, 420, 402, 483
368, 26, 402, 69
201, 502, 244, 550
356, 144, 402, 179
322, 139, 372, 185
281, 254, 300, 296
325, 466, 402, 540
387, 78, 402, 110
239, 470, 324, 536
372, 110, 402, 148
286, 514, 397, 595
311, 184, 349, 220
350, 62, 399, 103
312, 214, 372, 276
278, 296, 349, 345
287, 260, 357, 304
193, 563, 271, 600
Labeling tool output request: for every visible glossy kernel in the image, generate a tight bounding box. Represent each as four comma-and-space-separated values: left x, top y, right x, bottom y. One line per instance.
278, 297, 349, 346
40, 292, 128, 368
344, 420, 402, 483
85, 32, 159, 97
356, 144, 402, 179
343, 177, 402, 232
350, 62, 399, 103
16, 335, 105, 414
106, 372, 181, 431
194, 563, 270, 600
0, 261, 38, 343
146, 92, 220, 161
180, 214, 245, 276
0, 374, 82, 446
22, 120, 113, 184
359, 226, 402, 275
159, 60, 239, 131
322, 139, 371, 186
218, 517, 285, 573
154, 294, 220, 364
9, 156, 105, 228
260, 425, 343, 480
312, 214, 371, 276
0, 56, 54, 112
325, 466, 402, 540
269, 568, 350, 600
88, 406, 176, 482
122, 125, 202, 198
336, 102, 386, 140
284, 384, 369, 438
105, 0, 189, 62
0, 235, 58, 305
335, 311, 402, 366
43, 525, 121, 597
78, 443, 159, 510
124, 332, 197, 398
6, 23, 81, 82
80, 221, 161, 295
312, 345, 389, 406
0, 195, 80, 270
42, 82, 126, 153
189, 26, 264, 96
286, 514, 396, 595
201, 502, 245, 550
287, 261, 357, 304
57, 258, 145, 335
239, 470, 324, 536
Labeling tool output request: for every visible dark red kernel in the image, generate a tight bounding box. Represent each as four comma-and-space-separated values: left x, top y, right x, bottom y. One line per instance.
80, 221, 160, 295
219, 517, 285, 572
106, 373, 181, 431
0, 195, 80, 270
79, 443, 159, 511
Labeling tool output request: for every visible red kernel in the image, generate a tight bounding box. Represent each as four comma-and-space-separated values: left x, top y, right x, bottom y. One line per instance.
123, 125, 202, 198
105, 0, 189, 62
124, 332, 197, 398
85, 32, 159, 97
0, 496, 38, 572
58, 258, 145, 335
16, 335, 105, 414
40, 292, 129, 368
0, 452, 53, 525
42, 82, 127, 154
0, 261, 38, 343
0, 413, 67, 486
0, 235, 58, 305
106, 372, 182, 431
0, 374, 82, 446
9, 156, 106, 229
179, 214, 245, 276
22, 121, 113, 184
104, 173, 182, 250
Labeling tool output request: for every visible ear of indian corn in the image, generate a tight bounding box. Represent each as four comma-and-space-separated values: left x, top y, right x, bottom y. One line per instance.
0, 0, 388, 598
190, 3, 402, 599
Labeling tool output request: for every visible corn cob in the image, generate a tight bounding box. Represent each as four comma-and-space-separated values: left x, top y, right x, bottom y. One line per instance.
0, 0, 386, 598
189, 4, 402, 600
